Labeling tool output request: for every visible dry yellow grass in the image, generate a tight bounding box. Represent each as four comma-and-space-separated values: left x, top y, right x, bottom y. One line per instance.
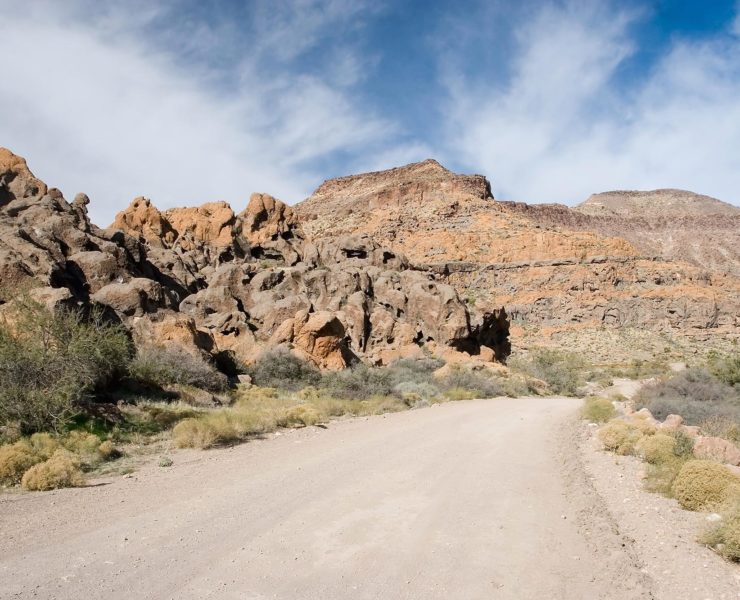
172, 386, 414, 449
443, 387, 477, 401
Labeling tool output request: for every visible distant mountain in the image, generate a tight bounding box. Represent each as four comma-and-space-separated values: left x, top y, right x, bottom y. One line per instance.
575, 189, 739, 218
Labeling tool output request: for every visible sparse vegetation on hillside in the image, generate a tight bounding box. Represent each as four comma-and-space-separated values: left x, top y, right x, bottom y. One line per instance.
508, 349, 586, 396
591, 397, 740, 563
635, 366, 740, 425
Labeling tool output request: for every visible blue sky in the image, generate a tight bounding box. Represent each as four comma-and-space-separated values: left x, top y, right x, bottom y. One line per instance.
1, 0, 739, 225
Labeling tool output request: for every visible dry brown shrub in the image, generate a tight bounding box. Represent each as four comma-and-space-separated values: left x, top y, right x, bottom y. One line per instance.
598, 421, 644, 455
636, 433, 676, 464
0, 441, 39, 485
671, 460, 740, 511
21, 450, 85, 491
700, 496, 740, 562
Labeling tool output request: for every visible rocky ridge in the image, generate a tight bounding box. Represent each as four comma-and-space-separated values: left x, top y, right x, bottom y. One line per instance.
295, 161, 740, 359
0, 148, 508, 370
500, 189, 740, 277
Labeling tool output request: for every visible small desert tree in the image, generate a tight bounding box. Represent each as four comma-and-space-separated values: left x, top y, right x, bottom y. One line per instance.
0, 299, 132, 433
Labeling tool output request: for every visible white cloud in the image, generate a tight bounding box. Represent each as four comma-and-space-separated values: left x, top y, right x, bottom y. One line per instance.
0, 0, 390, 225
443, 1, 740, 206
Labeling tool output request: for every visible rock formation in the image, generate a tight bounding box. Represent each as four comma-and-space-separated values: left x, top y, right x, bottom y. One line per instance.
294, 160, 740, 361
500, 189, 740, 277
0, 149, 508, 371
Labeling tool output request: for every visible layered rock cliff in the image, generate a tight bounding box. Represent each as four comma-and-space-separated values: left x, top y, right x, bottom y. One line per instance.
294, 161, 740, 358
0, 149, 508, 370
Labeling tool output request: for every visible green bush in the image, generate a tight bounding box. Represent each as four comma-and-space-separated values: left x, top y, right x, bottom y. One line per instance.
437, 368, 504, 398
247, 349, 321, 391
671, 460, 740, 511
321, 364, 396, 400
508, 349, 586, 396
581, 397, 616, 423
634, 368, 740, 425
709, 352, 740, 387
644, 458, 688, 496
671, 429, 695, 458
0, 300, 132, 433
129, 344, 227, 392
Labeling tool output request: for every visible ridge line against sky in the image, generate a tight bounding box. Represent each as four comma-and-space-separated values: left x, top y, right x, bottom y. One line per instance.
1, 0, 739, 225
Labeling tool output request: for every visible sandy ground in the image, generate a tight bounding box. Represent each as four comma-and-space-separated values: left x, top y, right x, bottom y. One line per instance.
1, 396, 738, 599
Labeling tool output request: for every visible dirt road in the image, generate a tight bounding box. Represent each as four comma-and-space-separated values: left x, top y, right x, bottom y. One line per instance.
1, 397, 738, 599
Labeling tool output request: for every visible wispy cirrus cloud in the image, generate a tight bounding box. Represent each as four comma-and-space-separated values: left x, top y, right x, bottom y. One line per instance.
0, 0, 391, 225
441, 0, 740, 205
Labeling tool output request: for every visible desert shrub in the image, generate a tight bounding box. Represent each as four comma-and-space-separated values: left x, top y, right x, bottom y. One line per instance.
671, 460, 740, 511
129, 344, 227, 392
321, 364, 396, 400
672, 429, 696, 458
636, 433, 676, 464
645, 458, 687, 496
247, 349, 321, 391
173, 393, 283, 449
443, 387, 478, 401
117, 401, 202, 438
278, 404, 324, 428
700, 497, 740, 562
0, 301, 132, 433
97, 440, 117, 460
598, 420, 643, 455
623, 358, 671, 379
388, 357, 445, 377
61, 431, 117, 467
581, 397, 616, 423
356, 395, 406, 415
634, 368, 740, 425
709, 352, 740, 388
21, 449, 85, 491
393, 381, 441, 402
438, 368, 504, 398
699, 415, 740, 444
29, 432, 60, 460
172, 418, 218, 449
508, 349, 586, 396
630, 414, 658, 436
0, 441, 40, 486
